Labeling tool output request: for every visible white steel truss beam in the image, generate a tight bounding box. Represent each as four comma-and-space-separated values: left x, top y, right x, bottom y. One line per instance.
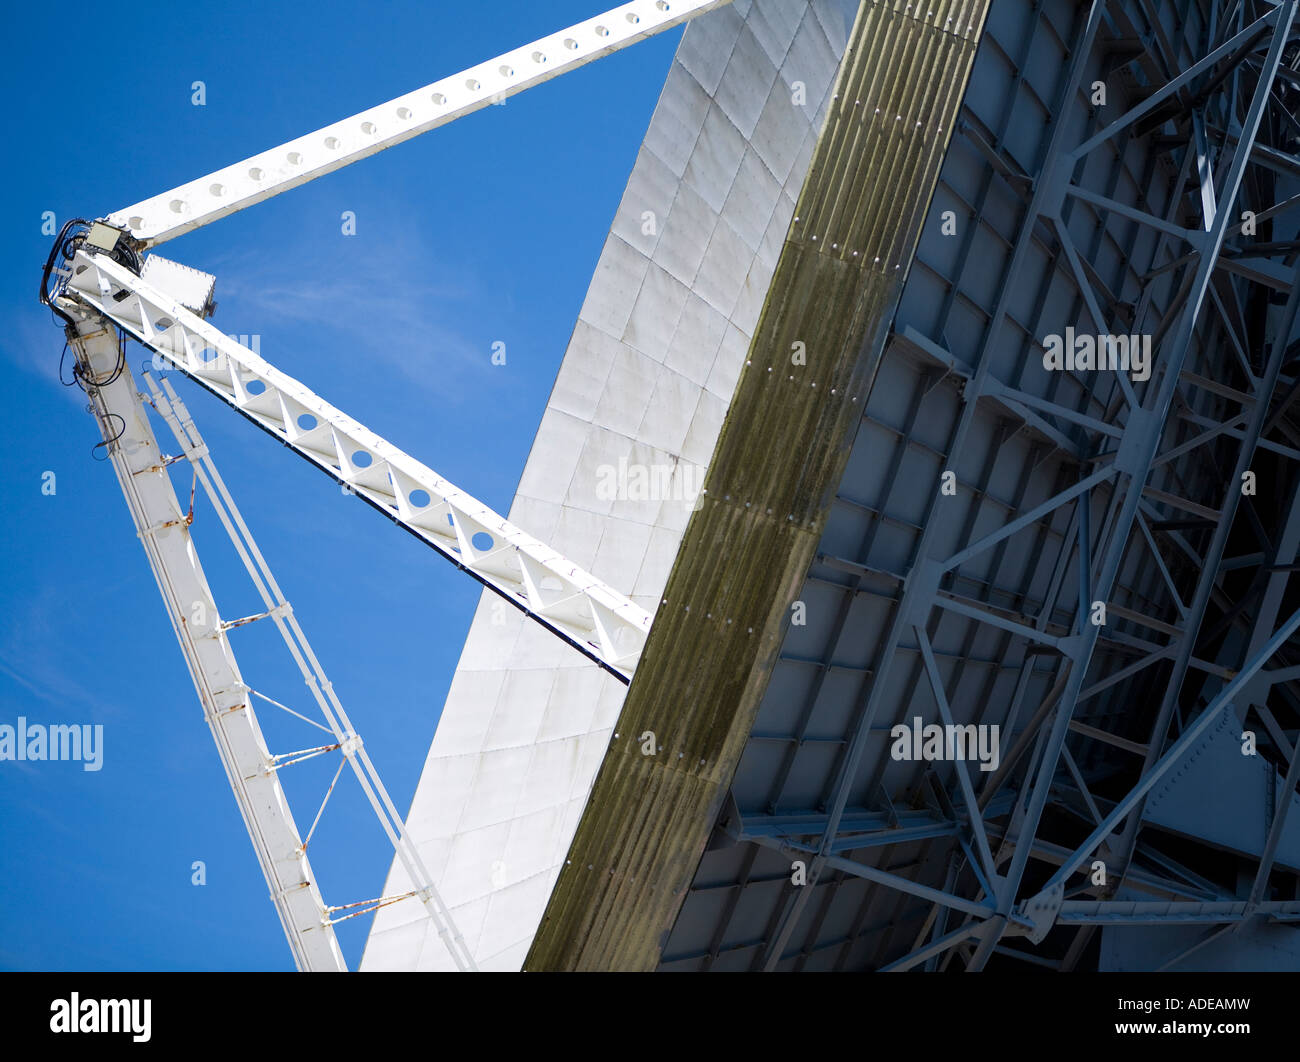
108, 0, 732, 247
63, 250, 652, 679
67, 321, 347, 972
143, 372, 475, 971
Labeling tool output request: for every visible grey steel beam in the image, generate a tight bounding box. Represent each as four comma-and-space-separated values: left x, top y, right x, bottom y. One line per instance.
970, 0, 1299, 968
916, 627, 999, 885
1069, 8, 1277, 161
757, 0, 1114, 967
1107, 210, 1300, 896
1056, 899, 1300, 924
1022, 602, 1300, 915
691, 0, 1300, 971
880, 923, 982, 972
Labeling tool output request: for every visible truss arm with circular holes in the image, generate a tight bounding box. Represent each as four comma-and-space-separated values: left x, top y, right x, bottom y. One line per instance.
67, 319, 349, 972
64, 250, 653, 680
107, 0, 733, 247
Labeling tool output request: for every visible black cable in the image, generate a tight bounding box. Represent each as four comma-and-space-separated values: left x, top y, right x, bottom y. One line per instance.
41, 216, 143, 340
70, 327, 127, 393
57, 341, 78, 387
91, 413, 126, 461
39, 217, 90, 327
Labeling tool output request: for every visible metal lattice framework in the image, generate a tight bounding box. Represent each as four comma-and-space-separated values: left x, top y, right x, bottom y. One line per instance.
43, 0, 731, 970
65, 252, 653, 679
43, 0, 1300, 972
655, 0, 1300, 971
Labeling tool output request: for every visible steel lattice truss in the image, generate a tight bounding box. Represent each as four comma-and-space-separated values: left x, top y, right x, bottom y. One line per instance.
660, 0, 1300, 971
42, 0, 729, 971
65, 254, 653, 678
43, 0, 1300, 972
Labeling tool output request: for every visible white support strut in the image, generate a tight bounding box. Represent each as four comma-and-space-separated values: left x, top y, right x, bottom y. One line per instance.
45, 2, 736, 969
143, 373, 476, 971
107, 0, 732, 247
66, 320, 348, 972
64, 250, 653, 679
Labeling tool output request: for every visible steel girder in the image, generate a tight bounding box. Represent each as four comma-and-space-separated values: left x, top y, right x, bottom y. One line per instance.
45, 1, 742, 970
107, 0, 734, 247
60, 323, 479, 970
61, 251, 653, 680
697, 0, 1300, 972
65, 323, 348, 971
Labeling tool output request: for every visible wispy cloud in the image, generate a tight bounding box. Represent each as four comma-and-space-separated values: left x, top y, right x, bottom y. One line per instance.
0, 580, 132, 721
210, 225, 501, 403
0, 306, 94, 409
0, 222, 506, 418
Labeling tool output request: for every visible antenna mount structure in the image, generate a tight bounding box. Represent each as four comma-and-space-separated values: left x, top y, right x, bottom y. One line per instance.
40, 0, 732, 971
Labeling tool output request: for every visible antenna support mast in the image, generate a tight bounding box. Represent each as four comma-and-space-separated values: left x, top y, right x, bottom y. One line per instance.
43, 0, 732, 969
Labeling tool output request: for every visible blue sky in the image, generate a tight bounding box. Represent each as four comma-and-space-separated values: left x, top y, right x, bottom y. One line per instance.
0, 0, 681, 970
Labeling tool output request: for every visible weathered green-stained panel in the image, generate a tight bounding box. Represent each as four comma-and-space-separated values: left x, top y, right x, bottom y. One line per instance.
526, 0, 992, 971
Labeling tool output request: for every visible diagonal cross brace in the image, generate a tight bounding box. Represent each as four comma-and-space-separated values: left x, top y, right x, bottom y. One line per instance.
107, 0, 733, 247
65, 250, 652, 680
